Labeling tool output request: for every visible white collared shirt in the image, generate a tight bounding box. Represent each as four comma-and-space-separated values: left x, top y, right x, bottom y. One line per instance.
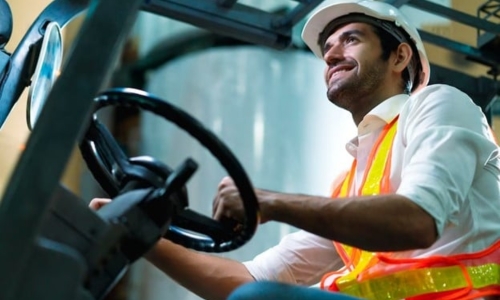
243, 84, 500, 287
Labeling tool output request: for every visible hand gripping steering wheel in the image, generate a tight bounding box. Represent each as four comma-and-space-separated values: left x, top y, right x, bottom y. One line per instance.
80, 87, 259, 252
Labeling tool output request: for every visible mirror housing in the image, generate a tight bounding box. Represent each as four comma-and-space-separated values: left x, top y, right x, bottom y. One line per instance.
27, 22, 63, 130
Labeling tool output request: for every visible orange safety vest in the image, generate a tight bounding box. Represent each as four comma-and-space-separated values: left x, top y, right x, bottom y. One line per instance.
320, 116, 500, 299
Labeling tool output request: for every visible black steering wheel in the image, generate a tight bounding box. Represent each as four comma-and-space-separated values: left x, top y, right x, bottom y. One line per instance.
80, 87, 260, 252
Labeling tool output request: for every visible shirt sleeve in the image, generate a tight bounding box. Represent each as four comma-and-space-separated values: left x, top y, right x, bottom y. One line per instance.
243, 230, 343, 286
396, 85, 498, 235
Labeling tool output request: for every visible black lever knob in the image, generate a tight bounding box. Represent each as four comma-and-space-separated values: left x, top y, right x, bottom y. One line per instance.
165, 158, 198, 209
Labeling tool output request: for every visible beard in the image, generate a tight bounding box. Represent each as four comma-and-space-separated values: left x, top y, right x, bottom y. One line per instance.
326, 59, 388, 113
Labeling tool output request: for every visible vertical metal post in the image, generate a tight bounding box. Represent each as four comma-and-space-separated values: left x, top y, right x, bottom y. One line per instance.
0, 0, 142, 297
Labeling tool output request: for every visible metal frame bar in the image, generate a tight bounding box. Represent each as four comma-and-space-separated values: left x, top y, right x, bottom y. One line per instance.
0, 0, 142, 297
141, 0, 320, 50
478, 1, 500, 20
386, 0, 412, 8
385, 0, 500, 75
477, 0, 500, 49
382, 1, 500, 76
418, 30, 500, 67
216, 0, 238, 9
271, 0, 324, 28
141, 0, 286, 50
408, 0, 500, 34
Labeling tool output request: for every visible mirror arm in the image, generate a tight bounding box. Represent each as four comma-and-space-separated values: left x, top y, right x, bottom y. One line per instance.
0, 0, 89, 127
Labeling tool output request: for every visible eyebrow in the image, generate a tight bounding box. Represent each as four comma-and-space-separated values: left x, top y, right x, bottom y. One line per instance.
322, 29, 366, 54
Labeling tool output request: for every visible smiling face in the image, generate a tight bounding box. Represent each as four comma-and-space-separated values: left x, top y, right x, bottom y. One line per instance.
322, 22, 404, 124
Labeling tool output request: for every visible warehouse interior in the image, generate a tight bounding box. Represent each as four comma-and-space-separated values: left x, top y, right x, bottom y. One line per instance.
0, 0, 499, 299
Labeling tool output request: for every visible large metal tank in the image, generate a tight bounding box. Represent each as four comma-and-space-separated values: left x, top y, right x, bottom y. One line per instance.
130, 46, 356, 300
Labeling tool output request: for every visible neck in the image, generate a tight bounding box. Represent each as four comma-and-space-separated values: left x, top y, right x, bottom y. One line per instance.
351, 96, 386, 126
351, 90, 403, 126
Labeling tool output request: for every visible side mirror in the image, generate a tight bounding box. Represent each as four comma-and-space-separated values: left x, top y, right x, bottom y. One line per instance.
27, 22, 63, 130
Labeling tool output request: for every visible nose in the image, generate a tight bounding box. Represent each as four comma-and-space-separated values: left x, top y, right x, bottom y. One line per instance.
323, 42, 344, 85
323, 43, 344, 66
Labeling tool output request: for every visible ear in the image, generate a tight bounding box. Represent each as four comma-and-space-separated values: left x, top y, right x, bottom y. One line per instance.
391, 43, 413, 73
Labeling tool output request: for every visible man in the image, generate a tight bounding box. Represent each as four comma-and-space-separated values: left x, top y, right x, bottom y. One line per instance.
92, 0, 500, 299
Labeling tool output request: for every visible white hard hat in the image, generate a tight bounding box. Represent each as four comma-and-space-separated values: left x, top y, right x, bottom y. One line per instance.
301, 0, 430, 92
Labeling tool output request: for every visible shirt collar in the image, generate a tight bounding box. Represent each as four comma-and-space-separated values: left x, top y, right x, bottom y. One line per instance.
346, 94, 408, 157
357, 94, 408, 135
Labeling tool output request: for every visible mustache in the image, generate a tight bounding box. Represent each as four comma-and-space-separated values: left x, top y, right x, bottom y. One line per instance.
325, 60, 356, 82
